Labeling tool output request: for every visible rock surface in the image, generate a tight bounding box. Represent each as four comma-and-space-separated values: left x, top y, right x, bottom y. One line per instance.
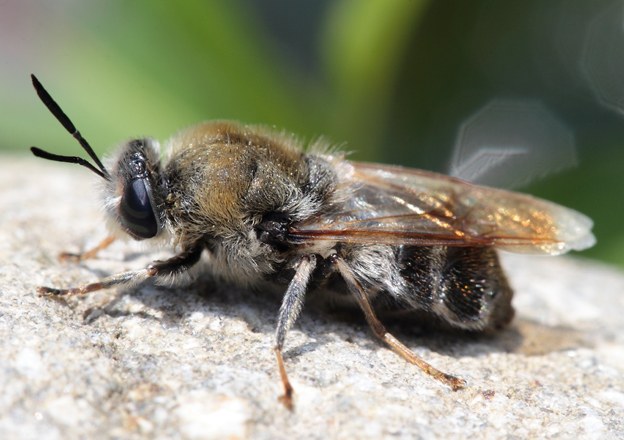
1, 156, 623, 439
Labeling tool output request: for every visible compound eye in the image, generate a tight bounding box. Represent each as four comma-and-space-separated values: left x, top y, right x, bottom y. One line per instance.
119, 177, 158, 239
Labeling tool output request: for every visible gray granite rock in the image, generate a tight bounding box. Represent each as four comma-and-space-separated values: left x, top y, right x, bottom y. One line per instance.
1, 156, 623, 439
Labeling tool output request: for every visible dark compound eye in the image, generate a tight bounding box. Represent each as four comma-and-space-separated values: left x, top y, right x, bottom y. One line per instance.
119, 177, 158, 239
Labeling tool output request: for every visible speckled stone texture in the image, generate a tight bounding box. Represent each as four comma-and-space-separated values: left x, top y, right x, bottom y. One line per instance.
1, 156, 623, 439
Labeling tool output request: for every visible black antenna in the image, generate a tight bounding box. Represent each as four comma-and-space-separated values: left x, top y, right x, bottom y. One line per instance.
30, 74, 110, 180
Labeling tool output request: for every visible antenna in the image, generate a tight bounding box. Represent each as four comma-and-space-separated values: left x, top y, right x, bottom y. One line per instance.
30, 74, 110, 180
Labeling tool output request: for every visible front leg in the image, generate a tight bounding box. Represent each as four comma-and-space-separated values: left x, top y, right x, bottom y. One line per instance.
38, 245, 204, 297
273, 255, 317, 410
58, 236, 116, 262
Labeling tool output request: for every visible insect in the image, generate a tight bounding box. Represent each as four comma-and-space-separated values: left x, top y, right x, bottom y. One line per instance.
30, 74, 595, 409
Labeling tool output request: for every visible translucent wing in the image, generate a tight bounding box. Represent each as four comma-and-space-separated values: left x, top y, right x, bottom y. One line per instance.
290, 161, 595, 255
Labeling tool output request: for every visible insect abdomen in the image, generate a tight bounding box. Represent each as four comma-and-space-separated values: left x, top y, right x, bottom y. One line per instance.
398, 246, 514, 331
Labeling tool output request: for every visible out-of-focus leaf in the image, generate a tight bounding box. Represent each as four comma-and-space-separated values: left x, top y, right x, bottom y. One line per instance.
12, 0, 331, 157
321, 0, 431, 160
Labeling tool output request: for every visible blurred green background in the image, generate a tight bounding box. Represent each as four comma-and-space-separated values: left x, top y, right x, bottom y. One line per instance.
2, 0, 623, 267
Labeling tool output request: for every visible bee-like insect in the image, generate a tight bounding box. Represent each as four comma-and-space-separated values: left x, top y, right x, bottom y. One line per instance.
30, 74, 595, 408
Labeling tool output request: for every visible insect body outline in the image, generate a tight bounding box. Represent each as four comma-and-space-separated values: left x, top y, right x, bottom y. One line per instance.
29, 74, 595, 408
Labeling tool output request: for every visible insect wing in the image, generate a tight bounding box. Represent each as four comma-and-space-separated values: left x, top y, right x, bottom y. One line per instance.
290, 161, 595, 255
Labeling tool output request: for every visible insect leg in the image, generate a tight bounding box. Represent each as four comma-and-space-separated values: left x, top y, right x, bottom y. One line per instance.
38, 246, 203, 297
59, 236, 117, 262
274, 255, 317, 410
332, 255, 466, 391
37, 268, 155, 297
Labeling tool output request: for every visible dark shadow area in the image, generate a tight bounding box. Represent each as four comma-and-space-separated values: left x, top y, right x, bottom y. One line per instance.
66, 271, 597, 371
